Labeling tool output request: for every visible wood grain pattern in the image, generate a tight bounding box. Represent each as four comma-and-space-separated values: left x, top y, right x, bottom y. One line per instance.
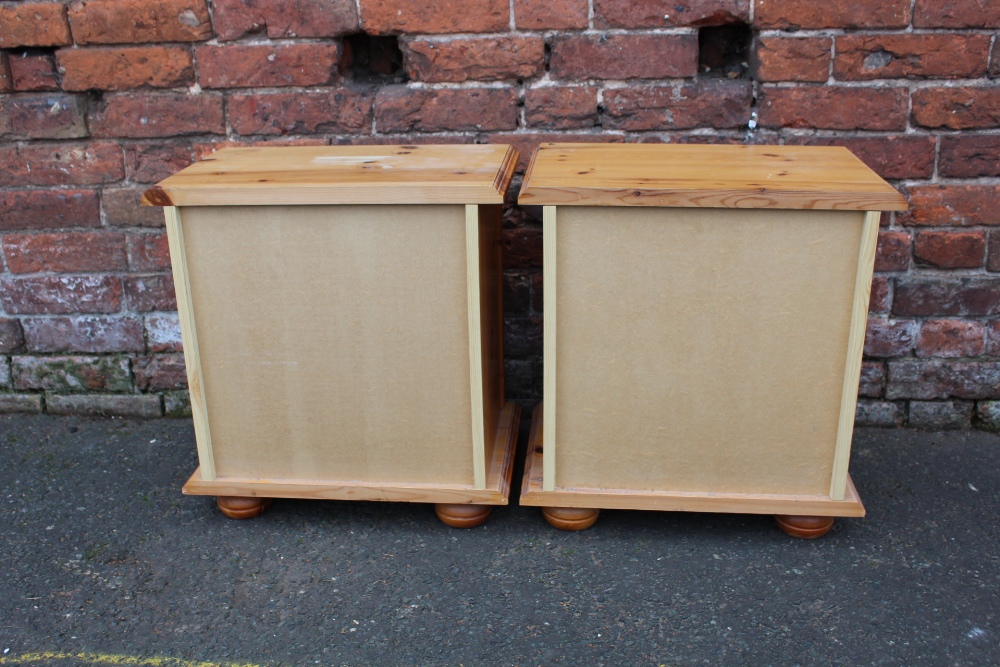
477, 204, 505, 477
542, 205, 558, 492
142, 145, 518, 206
465, 205, 487, 489
519, 143, 908, 211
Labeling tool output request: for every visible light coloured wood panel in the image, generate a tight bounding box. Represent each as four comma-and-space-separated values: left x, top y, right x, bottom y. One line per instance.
477, 204, 505, 475
555, 206, 865, 496
143, 145, 518, 207
181, 204, 474, 485
542, 206, 558, 491
519, 144, 907, 211
464, 205, 487, 489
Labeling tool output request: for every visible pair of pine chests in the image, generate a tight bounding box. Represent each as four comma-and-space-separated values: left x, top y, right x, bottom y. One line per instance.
143, 143, 906, 538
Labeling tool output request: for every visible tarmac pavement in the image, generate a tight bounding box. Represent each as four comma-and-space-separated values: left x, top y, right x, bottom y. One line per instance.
0, 414, 998, 666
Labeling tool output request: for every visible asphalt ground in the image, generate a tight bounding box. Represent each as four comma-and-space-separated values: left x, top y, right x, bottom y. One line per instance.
1, 414, 998, 667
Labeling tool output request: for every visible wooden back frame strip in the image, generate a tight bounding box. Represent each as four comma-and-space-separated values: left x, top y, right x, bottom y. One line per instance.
466, 204, 487, 490
164, 206, 216, 480
542, 205, 558, 491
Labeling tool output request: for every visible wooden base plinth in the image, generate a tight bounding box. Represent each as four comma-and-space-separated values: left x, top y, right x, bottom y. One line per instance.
542, 506, 600, 531
435, 504, 492, 528
775, 514, 835, 539
217, 496, 272, 519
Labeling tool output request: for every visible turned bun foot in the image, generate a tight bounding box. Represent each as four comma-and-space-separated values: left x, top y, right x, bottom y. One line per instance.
217, 496, 272, 520
542, 506, 600, 531
775, 514, 834, 539
435, 503, 492, 528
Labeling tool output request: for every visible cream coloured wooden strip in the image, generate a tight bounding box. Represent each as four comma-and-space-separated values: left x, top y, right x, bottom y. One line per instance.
466, 205, 487, 490
830, 210, 881, 500
164, 206, 215, 481
543, 206, 558, 491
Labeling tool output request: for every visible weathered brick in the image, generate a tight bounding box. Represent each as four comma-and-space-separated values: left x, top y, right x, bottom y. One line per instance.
0, 3, 71, 48
123, 144, 190, 184
754, 0, 909, 29
855, 399, 904, 427
9, 52, 59, 91
146, 314, 182, 353
913, 0, 1000, 27
595, 0, 748, 28
0, 190, 100, 230
1, 276, 122, 315
870, 276, 891, 314
991, 40, 1000, 78
90, 93, 225, 139
0, 94, 86, 140
989, 231, 1000, 273
794, 135, 936, 181
3, 232, 127, 274
912, 87, 1000, 130
12, 355, 131, 392
197, 44, 339, 88
403, 37, 544, 83
163, 390, 191, 417
551, 34, 699, 80
759, 86, 908, 131
0, 143, 124, 186
501, 226, 542, 270
835, 34, 990, 80
0, 319, 26, 353
514, 0, 587, 29
864, 317, 915, 358
213, 0, 358, 40
887, 360, 1000, 400
22, 315, 144, 352
125, 275, 176, 312
504, 357, 541, 398
68, 0, 211, 44
127, 234, 170, 272
46, 393, 162, 417
58, 46, 194, 91
0, 395, 42, 413
859, 361, 886, 398
976, 401, 1000, 431
361, 0, 508, 34
875, 231, 910, 272
0, 52, 11, 92
987, 320, 1000, 355
894, 278, 1000, 318
603, 80, 752, 131
525, 87, 598, 130
909, 400, 973, 429
914, 231, 985, 269
754, 36, 831, 83
375, 87, 518, 133
917, 320, 986, 359
505, 317, 542, 357
504, 271, 531, 314
228, 90, 373, 136
898, 186, 1000, 227
939, 136, 1000, 178
103, 186, 165, 228
133, 354, 187, 391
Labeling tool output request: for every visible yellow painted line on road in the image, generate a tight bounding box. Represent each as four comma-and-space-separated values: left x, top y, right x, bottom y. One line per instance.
0, 652, 265, 667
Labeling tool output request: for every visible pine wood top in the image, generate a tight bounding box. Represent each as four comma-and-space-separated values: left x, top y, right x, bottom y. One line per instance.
518, 143, 907, 210
142, 144, 518, 206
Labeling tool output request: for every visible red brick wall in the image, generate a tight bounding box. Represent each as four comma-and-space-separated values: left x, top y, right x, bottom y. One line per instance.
0, 0, 997, 427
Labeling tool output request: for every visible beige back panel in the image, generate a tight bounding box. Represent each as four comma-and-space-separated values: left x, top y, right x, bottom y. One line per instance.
181, 204, 474, 485
555, 206, 865, 495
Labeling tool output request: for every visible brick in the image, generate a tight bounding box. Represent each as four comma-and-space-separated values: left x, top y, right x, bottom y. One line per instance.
197, 44, 339, 89
899, 186, 1000, 227
940, 136, 1000, 178
792, 135, 937, 181
502, 226, 542, 270
914, 231, 985, 269
909, 400, 973, 429
603, 80, 752, 131
525, 86, 598, 130
754, 0, 909, 29
127, 234, 170, 272
836, 34, 990, 81
874, 231, 910, 272
0, 3, 71, 48
3, 232, 128, 274
133, 354, 186, 391
504, 271, 531, 314
103, 186, 165, 228
0, 52, 10, 92
989, 231, 1000, 272
0, 190, 100, 230
46, 393, 162, 417
125, 275, 176, 312
375, 87, 518, 133
870, 276, 891, 314
0, 319, 26, 353
917, 320, 986, 359
758, 86, 908, 131
894, 278, 1000, 318
913, 0, 1000, 27
859, 361, 886, 398
504, 357, 541, 398
123, 144, 190, 184
403, 37, 544, 83
0, 94, 86, 140
228, 90, 372, 136
987, 320, 1000, 355
22, 315, 144, 353
68, 0, 211, 44
0, 143, 124, 186
12, 355, 131, 392
551, 34, 699, 80
163, 390, 191, 417
1, 276, 122, 315
213, 0, 358, 40
58, 46, 194, 91
9, 52, 59, 91
976, 401, 1000, 431
991, 40, 1000, 78
360, 0, 509, 34
505, 317, 542, 357
754, 37, 830, 83
514, 0, 587, 29
855, 399, 904, 427
146, 314, 182, 353
90, 93, 225, 139
864, 317, 915, 358
887, 360, 1000, 400
0, 395, 42, 413
912, 87, 1000, 130
594, 0, 748, 28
